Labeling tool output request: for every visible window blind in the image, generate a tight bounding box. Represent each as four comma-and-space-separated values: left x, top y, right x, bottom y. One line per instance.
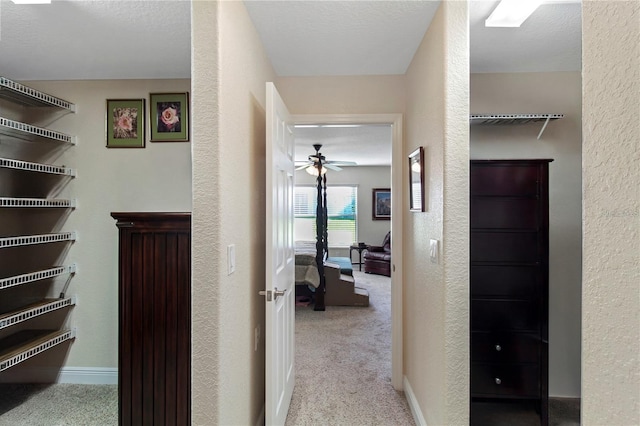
294, 185, 357, 248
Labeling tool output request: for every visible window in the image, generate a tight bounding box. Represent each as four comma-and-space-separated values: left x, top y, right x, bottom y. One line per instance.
294, 185, 357, 248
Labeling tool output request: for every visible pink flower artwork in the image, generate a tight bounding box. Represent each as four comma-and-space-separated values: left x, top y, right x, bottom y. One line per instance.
156, 102, 182, 133
113, 107, 138, 139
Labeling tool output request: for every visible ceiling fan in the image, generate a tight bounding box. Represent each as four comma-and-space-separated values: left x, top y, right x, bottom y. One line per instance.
295, 144, 357, 175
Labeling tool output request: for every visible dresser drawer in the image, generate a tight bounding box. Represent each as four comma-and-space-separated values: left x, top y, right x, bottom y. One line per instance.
472, 332, 540, 363
470, 165, 540, 196
471, 364, 540, 397
471, 231, 540, 263
472, 300, 540, 332
471, 198, 540, 229
471, 265, 539, 299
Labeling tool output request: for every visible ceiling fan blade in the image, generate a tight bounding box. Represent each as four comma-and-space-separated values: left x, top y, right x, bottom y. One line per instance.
325, 164, 343, 171
296, 164, 311, 170
326, 161, 357, 166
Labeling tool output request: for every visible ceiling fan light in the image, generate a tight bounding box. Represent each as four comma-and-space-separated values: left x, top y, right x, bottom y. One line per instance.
306, 165, 327, 176
485, 0, 542, 27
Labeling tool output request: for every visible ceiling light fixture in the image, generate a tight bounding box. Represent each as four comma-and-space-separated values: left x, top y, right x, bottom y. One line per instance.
305, 165, 327, 176
11, 0, 51, 3
485, 0, 542, 27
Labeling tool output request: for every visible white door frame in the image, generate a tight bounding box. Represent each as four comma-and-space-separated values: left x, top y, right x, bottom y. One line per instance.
292, 113, 404, 390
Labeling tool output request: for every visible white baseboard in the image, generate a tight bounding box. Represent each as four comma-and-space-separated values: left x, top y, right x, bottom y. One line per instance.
404, 376, 427, 426
0, 367, 117, 385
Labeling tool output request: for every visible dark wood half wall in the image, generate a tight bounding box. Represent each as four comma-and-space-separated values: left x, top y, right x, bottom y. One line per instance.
112, 212, 191, 426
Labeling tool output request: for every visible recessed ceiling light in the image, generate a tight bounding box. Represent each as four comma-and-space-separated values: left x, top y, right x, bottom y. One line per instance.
485, 0, 542, 27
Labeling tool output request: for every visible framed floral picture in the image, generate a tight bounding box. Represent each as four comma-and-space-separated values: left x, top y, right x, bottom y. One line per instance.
106, 99, 145, 148
149, 92, 190, 142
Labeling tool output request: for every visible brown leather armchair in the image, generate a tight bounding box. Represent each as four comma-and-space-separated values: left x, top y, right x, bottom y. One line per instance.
363, 231, 391, 277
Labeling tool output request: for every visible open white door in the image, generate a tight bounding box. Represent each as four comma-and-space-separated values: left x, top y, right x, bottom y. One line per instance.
263, 82, 295, 426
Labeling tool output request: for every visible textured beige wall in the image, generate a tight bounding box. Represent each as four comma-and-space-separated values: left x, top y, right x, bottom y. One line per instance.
403, 1, 469, 424
582, 1, 639, 424
191, 3, 221, 423
0, 79, 191, 380
470, 72, 583, 397
191, 1, 276, 424
405, 6, 446, 422
276, 75, 405, 115
442, 3, 470, 423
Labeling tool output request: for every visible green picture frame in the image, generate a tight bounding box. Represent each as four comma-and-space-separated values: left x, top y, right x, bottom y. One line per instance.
149, 92, 190, 142
106, 99, 146, 148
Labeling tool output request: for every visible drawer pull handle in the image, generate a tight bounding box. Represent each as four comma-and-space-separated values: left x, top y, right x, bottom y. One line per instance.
495, 378, 502, 385
495, 345, 502, 352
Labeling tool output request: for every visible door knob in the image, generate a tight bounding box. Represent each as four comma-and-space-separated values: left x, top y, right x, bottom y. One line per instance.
258, 290, 272, 301
259, 288, 287, 302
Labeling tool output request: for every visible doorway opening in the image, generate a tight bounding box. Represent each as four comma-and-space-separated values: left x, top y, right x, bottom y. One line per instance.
292, 113, 403, 390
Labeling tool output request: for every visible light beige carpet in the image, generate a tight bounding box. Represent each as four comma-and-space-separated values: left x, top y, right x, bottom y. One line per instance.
0, 383, 117, 426
286, 271, 415, 426
0, 272, 412, 426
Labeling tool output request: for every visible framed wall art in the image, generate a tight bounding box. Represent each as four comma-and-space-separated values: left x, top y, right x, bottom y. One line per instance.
372, 188, 391, 220
149, 92, 190, 142
106, 99, 145, 148
409, 146, 425, 212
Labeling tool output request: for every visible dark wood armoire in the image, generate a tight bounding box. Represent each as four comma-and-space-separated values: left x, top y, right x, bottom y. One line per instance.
112, 212, 191, 426
470, 160, 552, 425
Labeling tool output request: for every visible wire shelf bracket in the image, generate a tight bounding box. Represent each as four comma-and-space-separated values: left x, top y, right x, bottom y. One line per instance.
469, 114, 564, 140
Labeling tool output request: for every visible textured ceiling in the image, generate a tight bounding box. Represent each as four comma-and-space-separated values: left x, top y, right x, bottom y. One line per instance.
247, 1, 582, 76
294, 125, 392, 166
0, 0, 191, 81
0, 0, 582, 167
470, 1, 582, 73
244, 0, 441, 76
0, 0, 582, 80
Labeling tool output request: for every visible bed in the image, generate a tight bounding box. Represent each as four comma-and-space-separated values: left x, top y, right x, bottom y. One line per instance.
295, 240, 369, 308
295, 240, 321, 289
